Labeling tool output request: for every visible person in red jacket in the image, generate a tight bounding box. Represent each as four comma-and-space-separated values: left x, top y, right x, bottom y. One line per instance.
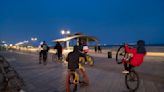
122, 40, 146, 73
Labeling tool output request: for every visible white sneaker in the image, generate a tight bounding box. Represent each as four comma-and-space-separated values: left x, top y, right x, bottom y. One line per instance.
122, 70, 129, 74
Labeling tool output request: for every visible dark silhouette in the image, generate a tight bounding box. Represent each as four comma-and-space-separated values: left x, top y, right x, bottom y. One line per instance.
66, 45, 89, 85
39, 41, 49, 65
94, 45, 97, 53
54, 42, 63, 60
98, 45, 102, 53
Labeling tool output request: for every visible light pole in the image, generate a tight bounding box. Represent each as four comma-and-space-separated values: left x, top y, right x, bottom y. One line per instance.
60, 29, 70, 49
31, 37, 37, 41
31, 37, 37, 47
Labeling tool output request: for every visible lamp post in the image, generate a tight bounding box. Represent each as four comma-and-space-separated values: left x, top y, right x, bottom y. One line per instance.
31, 37, 37, 47
31, 37, 37, 41
60, 29, 70, 49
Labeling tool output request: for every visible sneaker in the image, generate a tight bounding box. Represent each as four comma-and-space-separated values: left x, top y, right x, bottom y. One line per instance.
122, 70, 129, 74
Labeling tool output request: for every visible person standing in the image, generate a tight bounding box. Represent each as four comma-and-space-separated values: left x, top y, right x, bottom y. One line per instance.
94, 45, 97, 53
98, 45, 102, 53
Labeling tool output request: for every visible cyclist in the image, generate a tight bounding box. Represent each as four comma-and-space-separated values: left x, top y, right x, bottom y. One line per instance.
66, 45, 89, 87
54, 42, 63, 60
122, 40, 146, 73
39, 41, 49, 65
39, 42, 44, 64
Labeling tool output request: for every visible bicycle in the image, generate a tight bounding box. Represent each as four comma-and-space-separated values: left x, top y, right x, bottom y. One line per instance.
116, 45, 140, 92
52, 53, 65, 62
79, 54, 94, 66
66, 64, 88, 92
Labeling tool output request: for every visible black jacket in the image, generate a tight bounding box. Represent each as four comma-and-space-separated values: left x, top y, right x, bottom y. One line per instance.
66, 48, 86, 70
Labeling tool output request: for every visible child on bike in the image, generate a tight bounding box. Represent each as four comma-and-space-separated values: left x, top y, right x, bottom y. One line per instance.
122, 40, 146, 73
66, 45, 89, 87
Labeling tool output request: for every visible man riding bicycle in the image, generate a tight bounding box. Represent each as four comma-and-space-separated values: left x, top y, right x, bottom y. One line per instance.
39, 41, 49, 65
54, 42, 63, 60
66, 45, 89, 88
122, 40, 146, 73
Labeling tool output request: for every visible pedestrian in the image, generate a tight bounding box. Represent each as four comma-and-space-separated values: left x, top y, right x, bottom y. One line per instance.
98, 45, 102, 53
94, 45, 97, 53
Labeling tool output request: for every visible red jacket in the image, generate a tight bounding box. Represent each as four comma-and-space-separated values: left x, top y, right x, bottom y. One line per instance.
125, 45, 145, 66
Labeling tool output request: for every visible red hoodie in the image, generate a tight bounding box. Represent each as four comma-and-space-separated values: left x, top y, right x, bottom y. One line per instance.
124, 45, 146, 66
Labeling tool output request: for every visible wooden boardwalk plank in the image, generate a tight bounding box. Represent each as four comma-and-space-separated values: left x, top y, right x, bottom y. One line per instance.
0, 51, 164, 92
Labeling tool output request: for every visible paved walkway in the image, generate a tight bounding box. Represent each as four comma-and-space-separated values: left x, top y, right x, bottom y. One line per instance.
0, 51, 164, 92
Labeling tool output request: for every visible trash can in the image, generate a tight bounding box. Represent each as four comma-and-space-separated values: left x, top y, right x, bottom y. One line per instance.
108, 51, 112, 58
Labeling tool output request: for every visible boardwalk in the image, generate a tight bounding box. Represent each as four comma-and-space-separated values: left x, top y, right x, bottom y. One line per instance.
0, 50, 164, 92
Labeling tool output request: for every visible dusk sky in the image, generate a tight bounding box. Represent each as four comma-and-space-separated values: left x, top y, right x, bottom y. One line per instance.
0, 0, 164, 45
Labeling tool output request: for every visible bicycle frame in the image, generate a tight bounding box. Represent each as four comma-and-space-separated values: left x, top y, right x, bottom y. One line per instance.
66, 63, 88, 92
52, 53, 65, 62
70, 70, 80, 85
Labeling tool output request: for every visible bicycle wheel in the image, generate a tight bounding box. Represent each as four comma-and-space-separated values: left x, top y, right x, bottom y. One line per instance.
52, 54, 58, 62
5, 76, 24, 92
116, 45, 126, 64
86, 55, 94, 66
60, 54, 65, 62
125, 70, 139, 91
69, 73, 78, 92
73, 84, 77, 92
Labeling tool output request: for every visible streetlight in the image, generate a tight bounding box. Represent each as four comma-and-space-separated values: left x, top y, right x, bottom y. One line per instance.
31, 37, 38, 47
66, 30, 70, 34
61, 30, 65, 35
31, 37, 37, 41
60, 29, 71, 49
60, 30, 70, 36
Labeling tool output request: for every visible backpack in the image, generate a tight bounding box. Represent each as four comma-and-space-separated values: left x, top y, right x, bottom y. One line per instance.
42, 44, 48, 50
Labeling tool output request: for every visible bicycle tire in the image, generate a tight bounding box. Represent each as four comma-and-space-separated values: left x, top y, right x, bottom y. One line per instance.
73, 84, 77, 92
52, 54, 58, 62
61, 54, 65, 62
68, 72, 77, 92
125, 70, 139, 91
116, 45, 126, 64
